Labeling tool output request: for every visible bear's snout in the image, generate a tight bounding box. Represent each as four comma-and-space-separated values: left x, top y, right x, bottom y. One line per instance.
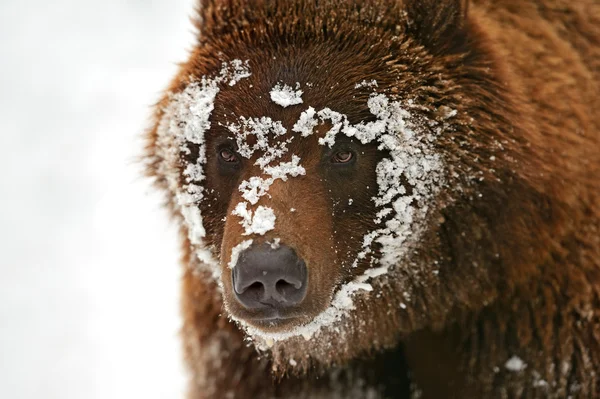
231, 243, 308, 313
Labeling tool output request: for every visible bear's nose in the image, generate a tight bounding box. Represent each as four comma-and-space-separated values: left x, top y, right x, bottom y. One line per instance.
231, 243, 308, 310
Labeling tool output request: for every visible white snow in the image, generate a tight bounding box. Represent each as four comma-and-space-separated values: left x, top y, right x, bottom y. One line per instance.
227, 116, 287, 162
317, 108, 345, 147
354, 79, 378, 89
269, 238, 281, 249
292, 106, 319, 136
222, 59, 252, 86
263, 155, 305, 180
239, 176, 272, 205
437, 105, 457, 120
348, 94, 444, 269
270, 83, 304, 107
232, 203, 277, 236
229, 239, 253, 268
505, 356, 527, 372
246, 206, 276, 236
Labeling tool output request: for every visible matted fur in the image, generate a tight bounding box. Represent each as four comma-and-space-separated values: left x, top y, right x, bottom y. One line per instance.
144, 0, 600, 397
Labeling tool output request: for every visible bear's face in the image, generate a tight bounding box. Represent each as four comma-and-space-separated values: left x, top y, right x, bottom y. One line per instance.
154, 50, 449, 344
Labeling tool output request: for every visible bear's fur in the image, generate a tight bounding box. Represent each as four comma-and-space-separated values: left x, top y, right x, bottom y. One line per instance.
145, 0, 600, 397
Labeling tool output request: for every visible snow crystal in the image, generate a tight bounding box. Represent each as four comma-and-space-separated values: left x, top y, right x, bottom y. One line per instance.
238, 176, 272, 205
354, 79, 378, 89
177, 193, 206, 245
316, 108, 345, 147
227, 116, 287, 163
292, 107, 319, 137
533, 379, 548, 388
228, 239, 253, 269
232, 203, 276, 236
227, 114, 305, 208
220, 59, 252, 86
505, 356, 527, 372
249, 206, 276, 235
270, 83, 303, 107
268, 238, 281, 250
262, 155, 305, 180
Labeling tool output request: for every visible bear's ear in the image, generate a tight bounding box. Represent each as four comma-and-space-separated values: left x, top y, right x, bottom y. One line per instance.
403, 0, 470, 55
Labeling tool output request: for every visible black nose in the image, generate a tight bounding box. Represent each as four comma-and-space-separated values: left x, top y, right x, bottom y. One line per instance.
232, 243, 308, 310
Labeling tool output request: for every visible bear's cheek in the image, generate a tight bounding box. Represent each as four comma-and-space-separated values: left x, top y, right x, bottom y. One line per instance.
217, 176, 343, 331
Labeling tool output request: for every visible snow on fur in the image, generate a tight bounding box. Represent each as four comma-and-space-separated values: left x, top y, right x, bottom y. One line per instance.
270, 83, 304, 107
232, 203, 277, 236
229, 239, 253, 269
154, 60, 251, 277
355, 79, 378, 89
505, 356, 527, 372
292, 107, 319, 137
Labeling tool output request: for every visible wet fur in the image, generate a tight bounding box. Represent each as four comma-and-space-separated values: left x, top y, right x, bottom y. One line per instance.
145, 0, 600, 397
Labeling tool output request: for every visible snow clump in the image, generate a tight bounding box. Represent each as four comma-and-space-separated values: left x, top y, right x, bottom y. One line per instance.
505, 356, 527, 372
232, 203, 277, 236
228, 239, 253, 269
270, 83, 303, 107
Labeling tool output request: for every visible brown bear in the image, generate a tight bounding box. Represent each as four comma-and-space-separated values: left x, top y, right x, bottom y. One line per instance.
144, 0, 600, 397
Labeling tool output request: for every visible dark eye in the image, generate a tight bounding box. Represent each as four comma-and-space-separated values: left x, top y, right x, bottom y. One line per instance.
219, 148, 239, 163
332, 151, 354, 164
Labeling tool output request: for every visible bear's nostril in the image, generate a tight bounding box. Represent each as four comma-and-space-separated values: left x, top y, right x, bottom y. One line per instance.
241, 282, 265, 302
231, 243, 308, 311
275, 279, 300, 295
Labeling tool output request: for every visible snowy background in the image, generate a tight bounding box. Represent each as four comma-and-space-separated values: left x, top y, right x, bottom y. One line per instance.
0, 0, 196, 397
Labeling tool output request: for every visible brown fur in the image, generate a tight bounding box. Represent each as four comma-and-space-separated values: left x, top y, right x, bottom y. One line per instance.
145, 0, 600, 397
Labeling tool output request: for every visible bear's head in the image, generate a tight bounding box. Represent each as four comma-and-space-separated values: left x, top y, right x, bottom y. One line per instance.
146, 0, 554, 370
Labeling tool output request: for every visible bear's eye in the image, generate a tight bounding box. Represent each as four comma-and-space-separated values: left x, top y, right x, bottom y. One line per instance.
219, 148, 239, 163
332, 151, 354, 164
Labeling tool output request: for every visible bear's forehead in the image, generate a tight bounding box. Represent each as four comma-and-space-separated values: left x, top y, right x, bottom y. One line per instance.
210, 79, 382, 128
183, 45, 408, 122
